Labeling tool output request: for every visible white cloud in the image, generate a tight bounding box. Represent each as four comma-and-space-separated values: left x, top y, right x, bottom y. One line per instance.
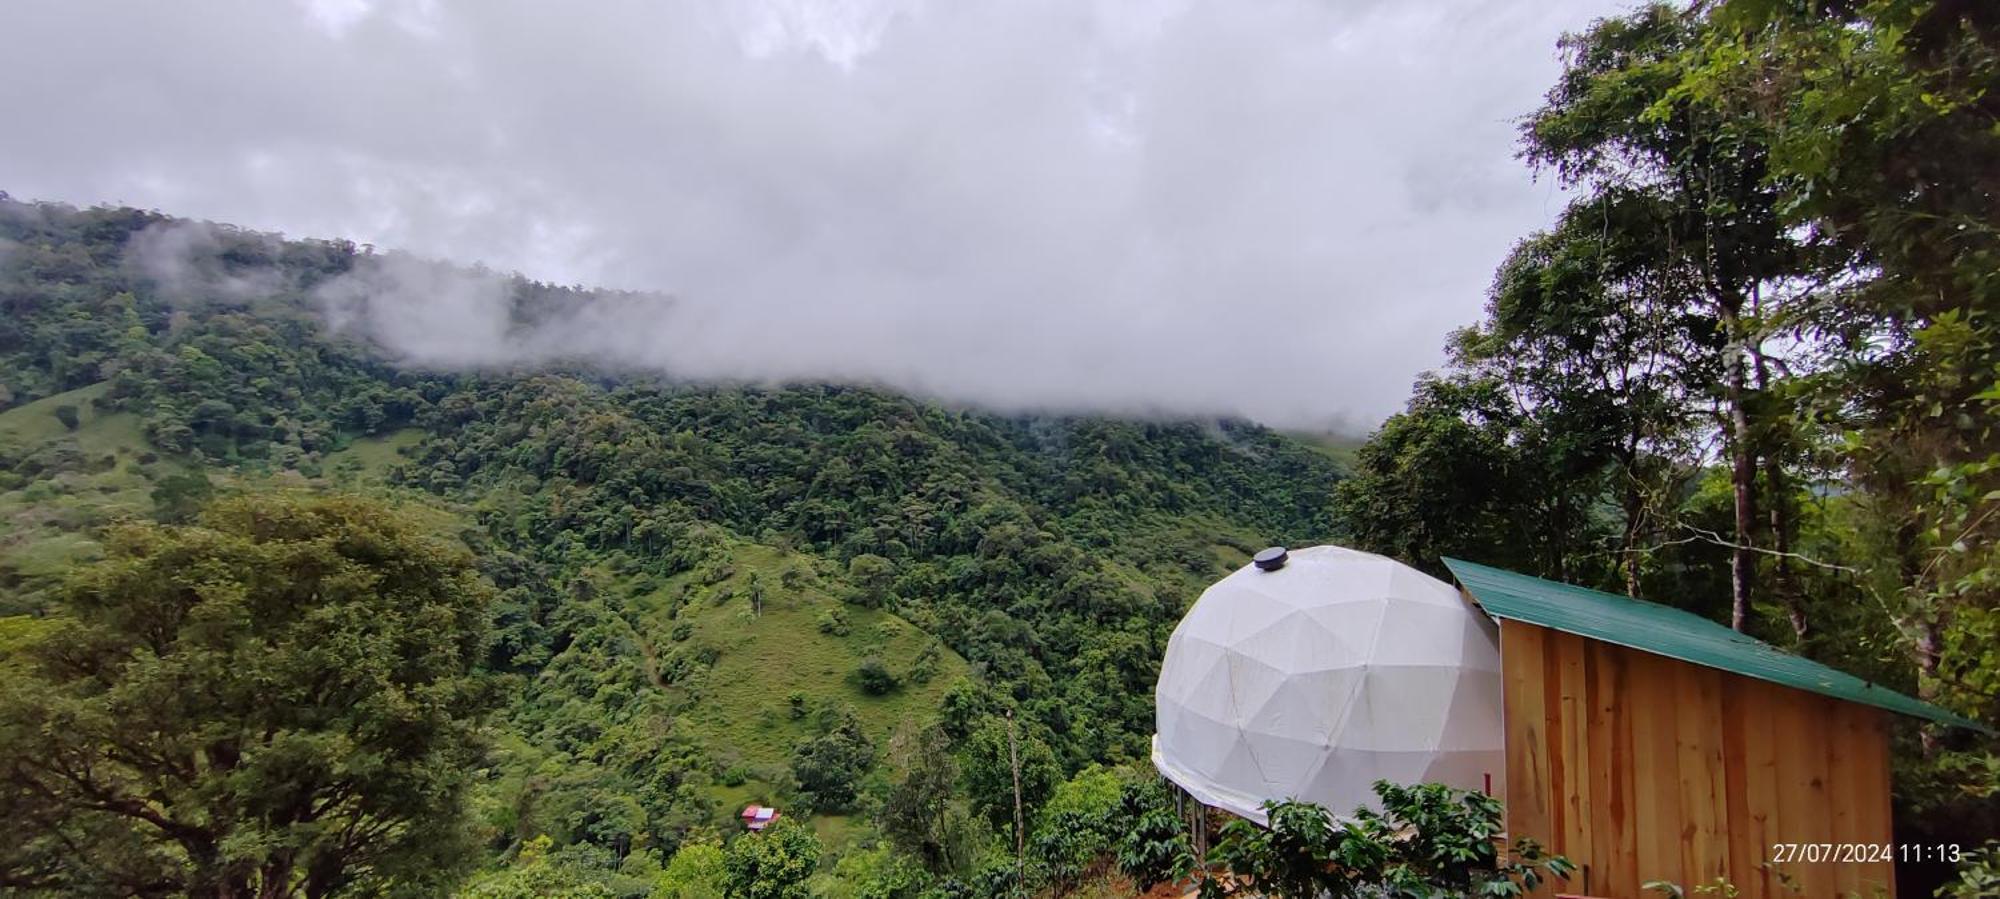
0, 0, 1624, 429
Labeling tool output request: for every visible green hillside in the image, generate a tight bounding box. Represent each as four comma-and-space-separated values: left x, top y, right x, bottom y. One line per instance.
0, 191, 1544, 899
0, 383, 164, 604
0, 198, 1348, 896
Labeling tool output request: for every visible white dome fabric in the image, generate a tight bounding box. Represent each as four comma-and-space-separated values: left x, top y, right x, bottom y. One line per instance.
1151, 545, 1505, 824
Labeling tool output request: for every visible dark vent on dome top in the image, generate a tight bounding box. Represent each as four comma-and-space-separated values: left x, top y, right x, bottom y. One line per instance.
1253, 546, 1288, 571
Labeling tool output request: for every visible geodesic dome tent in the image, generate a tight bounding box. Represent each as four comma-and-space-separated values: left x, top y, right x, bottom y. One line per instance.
1150, 544, 1504, 824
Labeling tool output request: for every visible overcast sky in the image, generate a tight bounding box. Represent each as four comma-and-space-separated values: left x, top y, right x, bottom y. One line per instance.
0, 0, 1625, 429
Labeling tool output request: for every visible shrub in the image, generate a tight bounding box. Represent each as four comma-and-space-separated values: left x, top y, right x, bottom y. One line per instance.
1205, 781, 1573, 898
1114, 780, 1193, 890
855, 657, 899, 695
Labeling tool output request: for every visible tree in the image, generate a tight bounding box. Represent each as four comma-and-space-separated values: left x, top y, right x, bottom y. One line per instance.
959, 717, 1058, 841
817, 846, 929, 899
461, 835, 616, 899
854, 656, 899, 695
148, 470, 215, 524
651, 835, 727, 899
51, 403, 79, 431
721, 818, 821, 899
880, 725, 969, 875
847, 554, 894, 608
1333, 375, 1543, 579
0, 492, 497, 897
1466, 187, 1718, 594
789, 708, 875, 813
1680, 0, 2000, 837
1525, 4, 1821, 631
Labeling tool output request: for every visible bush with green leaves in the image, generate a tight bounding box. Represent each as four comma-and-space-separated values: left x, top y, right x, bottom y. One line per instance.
722, 818, 822, 899
1941, 843, 2000, 899
1114, 779, 1194, 891
816, 846, 931, 899
460, 835, 617, 899
1204, 781, 1573, 899
651, 835, 727, 899
855, 656, 900, 695
789, 707, 876, 813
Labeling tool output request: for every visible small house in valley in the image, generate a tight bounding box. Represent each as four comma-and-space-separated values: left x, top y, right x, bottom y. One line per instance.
740, 804, 780, 832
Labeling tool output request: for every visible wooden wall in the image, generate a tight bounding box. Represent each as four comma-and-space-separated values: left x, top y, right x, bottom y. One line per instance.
1499, 620, 1896, 898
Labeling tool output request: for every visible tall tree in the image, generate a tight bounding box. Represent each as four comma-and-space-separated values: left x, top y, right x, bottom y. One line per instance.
0, 493, 497, 897
1524, 4, 1820, 630
1463, 186, 1719, 595
880, 725, 966, 875
1687, 0, 2000, 721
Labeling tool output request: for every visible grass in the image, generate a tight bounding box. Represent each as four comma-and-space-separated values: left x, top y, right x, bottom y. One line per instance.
324, 428, 425, 485
1284, 428, 1366, 472
0, 384, 172, 605
627, 541, 970, 824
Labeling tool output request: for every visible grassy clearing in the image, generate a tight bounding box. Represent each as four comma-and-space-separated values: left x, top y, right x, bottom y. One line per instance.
0, 384, 173, 604
324, 428, 426, 485
1283, 429, 1365, 472
629, 541, 969, 821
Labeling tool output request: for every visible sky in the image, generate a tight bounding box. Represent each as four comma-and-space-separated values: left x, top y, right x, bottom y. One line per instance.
0, 0, 1627, 429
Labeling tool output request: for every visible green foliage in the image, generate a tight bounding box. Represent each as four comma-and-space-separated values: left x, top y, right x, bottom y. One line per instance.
1113, 779, 1194, 891
1940, 842, 2000, 899
0, 492, 497, 896
50, 404, 78, 431
855, 656, 900, 695
1342, 0, 2000, 850
880, 725, 974, 876
148, 469, 214, 524
651, 836, 727, 899
460, 835, 618, 899
1204, 782, 1573, 899
789, 708, 876, 814
960, 717, 1061, 839
1035, 764, 1124, 830
721, 818, 821, 899
816, 845, 930, 899
1643, 877, 1741, 898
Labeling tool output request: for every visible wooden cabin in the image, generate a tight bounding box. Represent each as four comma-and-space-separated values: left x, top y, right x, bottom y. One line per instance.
1443, 558, 1989, 899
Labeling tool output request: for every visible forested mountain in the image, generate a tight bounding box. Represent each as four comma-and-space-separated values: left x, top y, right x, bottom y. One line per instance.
0, 195, 1343, 895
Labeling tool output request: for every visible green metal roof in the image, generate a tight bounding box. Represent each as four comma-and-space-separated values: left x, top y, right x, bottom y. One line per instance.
1441, 557, 1991, 733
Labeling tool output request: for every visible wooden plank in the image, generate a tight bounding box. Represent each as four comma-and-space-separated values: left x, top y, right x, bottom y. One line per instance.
1827, 701, 1862, 898
1856, 711, 1888, 899
1772, 690, 1837, 898
1629, 650, 1685, 888
1671, 664, 1727, 885
1740, 678, 1784, 898
1541, 629, 1569, 859
1588, 640, 1638, 897
1719, 672, 1756, 891
1502, 622, 1555, 854
1555, 631, 1594, 884
1837, 703, 1896, 897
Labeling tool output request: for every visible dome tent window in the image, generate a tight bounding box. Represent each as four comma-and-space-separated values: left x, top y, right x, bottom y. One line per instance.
1151, 544, 1503, 824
